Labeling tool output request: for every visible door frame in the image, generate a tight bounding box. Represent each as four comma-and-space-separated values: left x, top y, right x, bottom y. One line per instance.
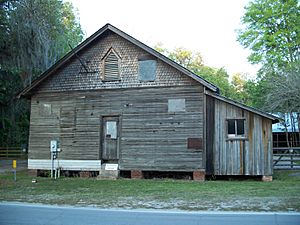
99, 114, 122, 161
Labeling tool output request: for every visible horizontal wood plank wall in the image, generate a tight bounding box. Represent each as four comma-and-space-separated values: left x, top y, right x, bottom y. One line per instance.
29, 85, 204, 172
213, 99, 273, 176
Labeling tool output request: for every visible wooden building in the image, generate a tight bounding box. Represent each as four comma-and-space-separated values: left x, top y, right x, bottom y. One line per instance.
18, 24, 278, 180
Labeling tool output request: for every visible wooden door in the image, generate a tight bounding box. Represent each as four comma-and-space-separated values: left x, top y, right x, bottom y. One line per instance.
101, 116, 119, 160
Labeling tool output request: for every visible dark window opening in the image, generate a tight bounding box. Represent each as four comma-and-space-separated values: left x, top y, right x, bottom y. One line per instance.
228, 119, 235, 135
237, 119, 244, 135
227, 119, 245, 138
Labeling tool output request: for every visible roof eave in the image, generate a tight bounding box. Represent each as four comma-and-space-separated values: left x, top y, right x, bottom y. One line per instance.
206, 92, 280, 123
18, 23, 218, 98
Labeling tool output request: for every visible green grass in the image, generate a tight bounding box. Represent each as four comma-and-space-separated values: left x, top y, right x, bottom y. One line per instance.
1, 170, 300, 211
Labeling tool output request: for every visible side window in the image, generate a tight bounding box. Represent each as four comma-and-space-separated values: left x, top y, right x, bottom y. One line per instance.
227, 119, 245, 138
103, 50, 120, 81
138, 60, 156, 81
168, 99, 185, 112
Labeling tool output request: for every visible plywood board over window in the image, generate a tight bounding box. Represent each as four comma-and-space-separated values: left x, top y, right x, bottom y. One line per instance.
39, 103, 52, 116
138, 59, 157, 81
168, 99, 186, 112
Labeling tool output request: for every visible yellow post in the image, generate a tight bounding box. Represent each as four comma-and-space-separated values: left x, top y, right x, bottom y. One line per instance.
12, 160, 17, 181
13, 160, 17, 169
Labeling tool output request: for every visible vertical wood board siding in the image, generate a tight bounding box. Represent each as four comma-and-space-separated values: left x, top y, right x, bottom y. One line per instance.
213, 99, 273, 176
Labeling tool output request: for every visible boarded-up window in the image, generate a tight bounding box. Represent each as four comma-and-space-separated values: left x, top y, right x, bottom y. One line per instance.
139, 60, 156, 81
227, 119, 245, 138
168, 99, 185, 112
187, 138, 203, 149
39, 103, 52, 116
104, 51, 120, 81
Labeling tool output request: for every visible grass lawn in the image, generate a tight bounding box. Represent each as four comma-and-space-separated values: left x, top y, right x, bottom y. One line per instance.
0, 170, 299, 212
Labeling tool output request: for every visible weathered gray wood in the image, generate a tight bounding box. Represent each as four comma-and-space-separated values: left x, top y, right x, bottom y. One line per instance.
29, 85, 204, 171
213, 98, 273, 176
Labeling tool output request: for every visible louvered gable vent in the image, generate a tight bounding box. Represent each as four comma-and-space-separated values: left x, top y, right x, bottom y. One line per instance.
104, 51, 120, 81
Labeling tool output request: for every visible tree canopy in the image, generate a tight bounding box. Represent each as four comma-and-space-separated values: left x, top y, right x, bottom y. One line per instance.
238, 0, 300, 145
1, 0, 84, 86
0, 0, 84, 147
154, 44, 249, 101
237, 0, 300, 71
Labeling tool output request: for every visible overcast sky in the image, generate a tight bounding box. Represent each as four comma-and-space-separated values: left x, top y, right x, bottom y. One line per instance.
69, 0, 259, 79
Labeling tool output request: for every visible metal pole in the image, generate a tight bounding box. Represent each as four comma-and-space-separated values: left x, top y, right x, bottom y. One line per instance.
51, 152, 54, 178
13, 170, 16, 182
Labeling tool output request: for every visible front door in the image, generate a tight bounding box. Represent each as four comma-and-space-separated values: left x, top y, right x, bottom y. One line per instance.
101, 116, 120, 161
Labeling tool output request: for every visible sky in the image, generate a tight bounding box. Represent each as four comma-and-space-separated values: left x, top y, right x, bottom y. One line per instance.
69, 0, 259, 79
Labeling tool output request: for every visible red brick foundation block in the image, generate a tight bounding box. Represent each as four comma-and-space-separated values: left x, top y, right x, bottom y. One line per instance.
28, 169, 38, 177
131, 170, 143, 179
193, 170, 205, 181
262, 175, 272, 182
79, 171, 91, 178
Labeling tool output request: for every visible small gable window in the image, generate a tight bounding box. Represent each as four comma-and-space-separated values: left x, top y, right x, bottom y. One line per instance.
103, 50, 120, 81
227, 118, 245, 138
138, 60, 156, 81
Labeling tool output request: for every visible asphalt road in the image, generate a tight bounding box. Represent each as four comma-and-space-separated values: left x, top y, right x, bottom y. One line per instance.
0, 202, 299, 225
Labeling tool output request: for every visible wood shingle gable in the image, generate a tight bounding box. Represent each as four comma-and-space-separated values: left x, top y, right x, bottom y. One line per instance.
18, 23, 218, 98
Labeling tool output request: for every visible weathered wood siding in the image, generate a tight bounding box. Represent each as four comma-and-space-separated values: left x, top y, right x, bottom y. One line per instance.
33, 31, 195, 94
29, 85, 204, 171
213, 98, 273, 176
27, 30, 205, 172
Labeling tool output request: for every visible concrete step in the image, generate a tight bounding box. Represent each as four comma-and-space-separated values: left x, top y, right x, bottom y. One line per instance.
98, 163, 119, 179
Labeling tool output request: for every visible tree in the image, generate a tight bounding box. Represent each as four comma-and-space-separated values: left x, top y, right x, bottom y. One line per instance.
237, 0, 300, 110
263, 62, 300, 113
3, 0, 84, 86
237, 0, 300, 71
263, 61, 300, 147
0, 0, 84, 147
198, 66, 236, 99
154, 44, 238, 99
231, 73, 252, 105
169, 47, 204, 70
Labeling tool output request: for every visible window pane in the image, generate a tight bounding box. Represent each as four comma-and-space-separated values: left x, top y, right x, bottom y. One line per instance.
139, 60, 156, 81
106, 121, 117, 139
237, 119, 245, 135
228, 119, 235, 135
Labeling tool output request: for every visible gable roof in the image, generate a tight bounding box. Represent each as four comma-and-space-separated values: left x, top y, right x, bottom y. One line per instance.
206, 91, 280, 123
17, 23, 218, 98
